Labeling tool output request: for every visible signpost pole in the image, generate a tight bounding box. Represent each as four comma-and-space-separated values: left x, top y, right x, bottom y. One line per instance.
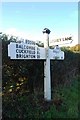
43, 28, 51, 101
8, 28, 65, 101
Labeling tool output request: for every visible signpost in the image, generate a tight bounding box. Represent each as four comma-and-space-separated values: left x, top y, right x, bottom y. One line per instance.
8, 28, 64, 101
8, 42, 45, 59
50, 36, 73, 46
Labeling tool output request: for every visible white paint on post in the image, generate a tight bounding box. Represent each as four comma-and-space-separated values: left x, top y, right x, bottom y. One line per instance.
43, 33, 49, 48
8, 28, 65, 101
43, 28, 51, 101
44, 52, 51, 101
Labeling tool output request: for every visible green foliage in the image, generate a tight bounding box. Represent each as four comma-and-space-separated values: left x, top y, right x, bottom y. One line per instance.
70, 44, 80, 52
2, 76, 79, 119
1, 33, 80, 119
53, 76, 79, 118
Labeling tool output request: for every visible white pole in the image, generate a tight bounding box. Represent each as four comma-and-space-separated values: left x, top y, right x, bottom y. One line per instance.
43, 28, 51, 101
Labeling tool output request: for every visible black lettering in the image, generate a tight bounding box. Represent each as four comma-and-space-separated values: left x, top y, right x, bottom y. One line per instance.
23, 45, 26, 49
16, 54, 22, 58
16, 49, 19, 53
23, 50, 26, 53
18, 45, 22, 49
37, 55, 40, 58
25, 39, 35, 45
19, 54, 22, 58
16, 54, 18, 58
31, 55, 35, 58
25, 55, 28, 58
37, 51, 40, 54
16, 44, 18, 48
25, 39, 28, 44
16, 54, 36, 59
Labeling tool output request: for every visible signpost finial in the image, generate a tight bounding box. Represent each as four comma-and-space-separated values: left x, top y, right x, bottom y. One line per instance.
42, 28, 51, 34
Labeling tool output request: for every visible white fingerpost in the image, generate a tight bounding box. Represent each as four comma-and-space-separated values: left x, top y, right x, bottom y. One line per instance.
42, 28, 51, 101
8, 29, 65, 101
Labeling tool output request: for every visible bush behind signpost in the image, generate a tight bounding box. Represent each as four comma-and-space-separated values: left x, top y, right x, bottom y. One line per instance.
1, 33, 80, 119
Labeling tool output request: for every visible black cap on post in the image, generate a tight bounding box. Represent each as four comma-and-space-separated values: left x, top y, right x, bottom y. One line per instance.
42, 28, 51, 34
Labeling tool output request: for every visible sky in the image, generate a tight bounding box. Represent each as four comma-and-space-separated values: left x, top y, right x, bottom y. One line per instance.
1, 2, 78, 46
